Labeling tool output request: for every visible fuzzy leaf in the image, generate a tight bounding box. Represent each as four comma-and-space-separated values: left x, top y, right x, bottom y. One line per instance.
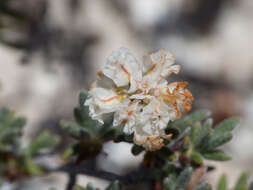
190, 122, 202, 145
11, 117, 26, 129
74, 183, 94, 190
234, 173, 248, 190
248, 182, 253, 190
74, 107, 100, 133
195, 119, 213, 148
61, 120, 92, 139
0, 108, 26, 152
61, 146, 75, 160
27, 131, 60, 157
214, 117, 239, 135
190, 152, 203, 165
163, 176, 175, 190
106, 180, 122, 190
79, 91, 89, 106
98, 113, 114, 136
207, 133, 233, 150
217, 174, 227, 190
74, 92, 100, 132
186, 110, 211, 123
171, 110, 211, 132
175, 167, 193, 189
26, 160, 44, 175
202, 150, 231, 161
192, 182, 212, 190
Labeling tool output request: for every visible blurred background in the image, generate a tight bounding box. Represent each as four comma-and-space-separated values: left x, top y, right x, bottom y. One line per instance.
0, 0, 253, 189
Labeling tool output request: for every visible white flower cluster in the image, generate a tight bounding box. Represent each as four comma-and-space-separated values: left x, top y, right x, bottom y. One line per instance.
85, 48, 193, 151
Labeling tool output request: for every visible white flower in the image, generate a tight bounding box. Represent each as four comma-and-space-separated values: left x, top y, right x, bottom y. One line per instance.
85, 47, 194, 151
142, 49, 180, 90
113, 99, 141, 134
102, 48, 142, 93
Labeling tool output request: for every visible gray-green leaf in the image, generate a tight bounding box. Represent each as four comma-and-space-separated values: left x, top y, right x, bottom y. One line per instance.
214, 117, 239, 135
202, 150, 231, 161
105, 180, 122, 190
217, 174, 227, 190
175, 167, 193, 189
234, 173, 248, 190
192, 182, 212, 190
163, 176, 175, 190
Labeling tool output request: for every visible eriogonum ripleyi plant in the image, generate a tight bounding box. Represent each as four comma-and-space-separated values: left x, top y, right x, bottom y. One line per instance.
60, 48, 250, 190
1, 48, 252, 190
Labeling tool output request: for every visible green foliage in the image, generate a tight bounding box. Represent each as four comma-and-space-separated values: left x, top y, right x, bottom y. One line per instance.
190, 152, 203, 165
61, 91, 118, 161
74, 181, 121, 190
62, 94, 242, 190
234, 173, 249, 190
163, 176, 176, 190
162, 167, 212, 190
192, 182, 212, 190
174, 167, 193, 189
248, 182, 253, 190
141, 110, 239, 190
202, 150, 231, 161
168, 110, 211, 132
74, 183, 95, 190
0, 107, 59, 181
176, 111, 239, 162
217, 174, 227, 190
61, 92, 109, 139
26, 131, 60, 157
139, 110, 238, 184
0, 107, 26, 152
62, 93, 239, 166
217, 173, 253, 190
213, 117, 239, 135
0, 91, 242, 190
105, 181, 122, 190
0, 4, 249, 190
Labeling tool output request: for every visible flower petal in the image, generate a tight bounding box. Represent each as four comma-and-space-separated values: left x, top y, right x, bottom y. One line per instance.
102, 47, 142, 92
133, 127, 173, 151
161, 64, 181, 77
113, 100, 141, 134
142, 49, 179, 89
158, 82, 193, 119
85, 75, 124, 123
141, 98, 176, 129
